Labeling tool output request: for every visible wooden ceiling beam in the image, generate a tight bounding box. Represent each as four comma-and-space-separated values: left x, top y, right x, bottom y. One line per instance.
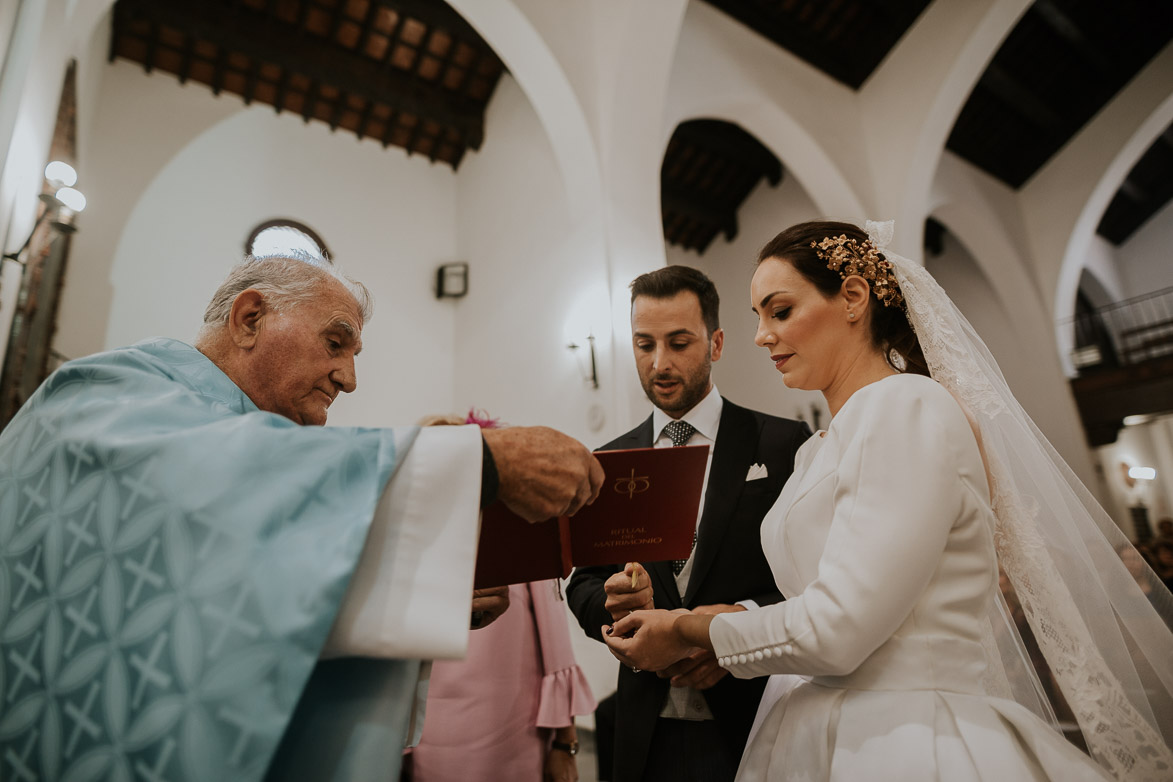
670, 121, 783, 185
978, 63, 1067, 140
211, 43, 228, 96
371, 0, 485, 50
662, 191, 738, 242
1031, 0, 1113, 75
243, 57, 259, 105
381, 108, 400, 147
117, 0, 484, 146
302, 81, 320, 122
178, 31, 194, 84
144, 20, 158, 73
355, 0, 381, 64
273, 67, 291, 115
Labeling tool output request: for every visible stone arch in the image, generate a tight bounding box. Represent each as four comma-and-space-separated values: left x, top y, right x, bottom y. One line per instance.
667, 106, 865, 221
928, 156, 1098, 481
445, 0, 604, 231
857, 0, 1031, 255
928, 155, 1046, 344
1053, 91, 1173, 331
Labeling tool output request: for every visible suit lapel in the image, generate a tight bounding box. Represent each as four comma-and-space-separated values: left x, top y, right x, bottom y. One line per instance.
625, 417, 654, 450
683, 401, 756, 606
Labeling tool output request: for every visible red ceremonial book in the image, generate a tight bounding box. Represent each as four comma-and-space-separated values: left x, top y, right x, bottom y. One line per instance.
473, 444, 709, 588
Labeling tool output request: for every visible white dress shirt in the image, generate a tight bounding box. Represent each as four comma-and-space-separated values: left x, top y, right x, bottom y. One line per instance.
651, 386, 723, 720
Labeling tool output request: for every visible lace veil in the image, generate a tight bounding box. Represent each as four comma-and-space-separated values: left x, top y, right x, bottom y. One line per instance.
865, 220, 1173, 780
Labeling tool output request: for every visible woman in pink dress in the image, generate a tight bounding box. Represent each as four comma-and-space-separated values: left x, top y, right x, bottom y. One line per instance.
405, 579, 596, 782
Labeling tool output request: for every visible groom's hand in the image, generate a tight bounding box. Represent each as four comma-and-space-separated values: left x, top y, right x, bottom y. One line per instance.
658, 648, 727, 690
652, 602, 745, 687
603, 562, 654, 622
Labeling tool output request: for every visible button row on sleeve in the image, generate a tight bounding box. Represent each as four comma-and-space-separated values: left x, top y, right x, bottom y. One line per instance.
717, 643, 790, 668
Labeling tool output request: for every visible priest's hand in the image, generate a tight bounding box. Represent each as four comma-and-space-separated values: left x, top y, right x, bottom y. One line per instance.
603, 609, 698, 672
470, 586, 510, 629
483, 427, 604, 522
603, 562, 654, 622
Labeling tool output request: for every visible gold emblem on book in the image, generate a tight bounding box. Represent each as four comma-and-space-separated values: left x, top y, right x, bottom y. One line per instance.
614, 469, 650, 499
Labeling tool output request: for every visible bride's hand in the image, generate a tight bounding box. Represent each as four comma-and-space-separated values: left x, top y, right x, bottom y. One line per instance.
602, 609, 694, 671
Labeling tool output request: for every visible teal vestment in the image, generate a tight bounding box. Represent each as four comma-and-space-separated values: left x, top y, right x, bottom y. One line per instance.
0, 338, 423, 781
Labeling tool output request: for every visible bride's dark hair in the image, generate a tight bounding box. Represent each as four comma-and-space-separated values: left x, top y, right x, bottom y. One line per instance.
757, 220, 929, 377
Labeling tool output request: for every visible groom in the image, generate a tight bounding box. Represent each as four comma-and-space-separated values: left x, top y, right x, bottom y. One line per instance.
567, 266, 809, 781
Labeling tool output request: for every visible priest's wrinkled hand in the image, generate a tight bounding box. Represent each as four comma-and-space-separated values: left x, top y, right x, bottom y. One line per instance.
603, 562, 654, 622
483, 426, 604, 522
602, 609, 697, 672
657, 648, 727, 690
470, 585, 510, 629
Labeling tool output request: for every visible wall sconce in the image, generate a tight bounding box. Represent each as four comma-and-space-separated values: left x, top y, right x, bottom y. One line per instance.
567, 334, 599, 389
3, 161, 86, 265
2, 193, 78, 265
1129, 466, 1156, 481
435, 262, 469, 299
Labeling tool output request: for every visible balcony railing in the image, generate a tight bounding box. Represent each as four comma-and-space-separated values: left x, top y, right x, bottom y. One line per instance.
1062, 286, 1173, 372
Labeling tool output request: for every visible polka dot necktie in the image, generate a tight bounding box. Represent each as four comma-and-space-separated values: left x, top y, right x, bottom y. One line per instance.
663, 420, 698, 575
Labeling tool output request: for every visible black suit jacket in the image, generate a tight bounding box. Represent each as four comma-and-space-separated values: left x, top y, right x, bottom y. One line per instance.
566, 398, 810, 782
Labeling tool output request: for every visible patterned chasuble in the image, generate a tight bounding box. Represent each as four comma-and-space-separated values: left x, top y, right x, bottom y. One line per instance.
0, 338, 419, 781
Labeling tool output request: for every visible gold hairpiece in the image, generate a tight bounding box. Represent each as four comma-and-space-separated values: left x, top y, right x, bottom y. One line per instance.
811, 234, 904, 309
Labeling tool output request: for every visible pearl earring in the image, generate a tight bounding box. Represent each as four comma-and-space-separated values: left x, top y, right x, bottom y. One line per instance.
848, 312, 856, 320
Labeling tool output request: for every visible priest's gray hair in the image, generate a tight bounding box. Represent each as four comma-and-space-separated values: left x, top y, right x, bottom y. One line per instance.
199, 251, 373, 341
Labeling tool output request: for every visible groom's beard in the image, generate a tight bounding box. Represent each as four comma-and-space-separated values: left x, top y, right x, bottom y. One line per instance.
640, 358, 712, 417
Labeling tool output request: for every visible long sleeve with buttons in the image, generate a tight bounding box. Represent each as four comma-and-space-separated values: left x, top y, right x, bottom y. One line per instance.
708, 376, 987, 679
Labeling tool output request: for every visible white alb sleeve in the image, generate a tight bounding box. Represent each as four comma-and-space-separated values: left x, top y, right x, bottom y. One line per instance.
322, 424, 483, 660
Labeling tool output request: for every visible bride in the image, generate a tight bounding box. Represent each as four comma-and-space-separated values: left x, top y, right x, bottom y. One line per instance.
603, 220, 1173, 780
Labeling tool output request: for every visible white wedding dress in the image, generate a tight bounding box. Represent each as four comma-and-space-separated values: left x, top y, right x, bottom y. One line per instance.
708, 373, 1108, 780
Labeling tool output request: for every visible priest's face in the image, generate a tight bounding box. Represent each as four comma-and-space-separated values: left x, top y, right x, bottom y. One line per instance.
631, 291, 722, 418
244, 279, 364, 426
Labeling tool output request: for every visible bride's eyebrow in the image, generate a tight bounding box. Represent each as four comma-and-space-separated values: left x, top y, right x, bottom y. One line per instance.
752, 291, 788, 313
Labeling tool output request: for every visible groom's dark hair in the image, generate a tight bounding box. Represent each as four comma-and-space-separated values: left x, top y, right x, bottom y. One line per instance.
630, 265, 720, 337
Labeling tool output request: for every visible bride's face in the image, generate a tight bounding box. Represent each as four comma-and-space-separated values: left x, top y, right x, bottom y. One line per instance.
751, 257, 849, 392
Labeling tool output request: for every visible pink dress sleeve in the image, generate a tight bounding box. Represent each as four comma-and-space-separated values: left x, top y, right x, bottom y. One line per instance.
529, 580, 597, 728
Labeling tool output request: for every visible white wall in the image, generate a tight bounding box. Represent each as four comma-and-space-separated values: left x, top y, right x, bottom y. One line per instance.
453, 74, 610, 445
61, 60, 461, 429
0, 0, 72, 366
1096, 414, 1173, 538
451, 74, 620, 706
1115, 197, 1173, 299
55, 57, 243, 362
668, 169, 830, 431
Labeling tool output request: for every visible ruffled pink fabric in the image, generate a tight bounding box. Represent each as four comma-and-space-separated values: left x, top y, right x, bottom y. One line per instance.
407, 581, 595, 782
537, 663, 597, 728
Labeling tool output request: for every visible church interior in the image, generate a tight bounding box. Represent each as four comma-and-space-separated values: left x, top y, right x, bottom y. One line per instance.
3, 1, 1173, 773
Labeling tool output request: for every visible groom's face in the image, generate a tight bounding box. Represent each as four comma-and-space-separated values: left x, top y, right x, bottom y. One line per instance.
631, 291, 723, 418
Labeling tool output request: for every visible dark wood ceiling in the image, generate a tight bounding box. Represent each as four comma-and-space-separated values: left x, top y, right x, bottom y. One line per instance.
700, 0, 932, 89
109, 0, 506, 169
661, 119, 782, 254
703, 0, 1173, 247
946, 0, 1173, 191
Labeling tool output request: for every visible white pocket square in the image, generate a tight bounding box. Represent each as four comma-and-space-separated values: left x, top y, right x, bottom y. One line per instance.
746, 463, 768, 481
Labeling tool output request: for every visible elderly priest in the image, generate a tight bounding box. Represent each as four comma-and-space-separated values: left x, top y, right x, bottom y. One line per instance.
0, 252, 603, 782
